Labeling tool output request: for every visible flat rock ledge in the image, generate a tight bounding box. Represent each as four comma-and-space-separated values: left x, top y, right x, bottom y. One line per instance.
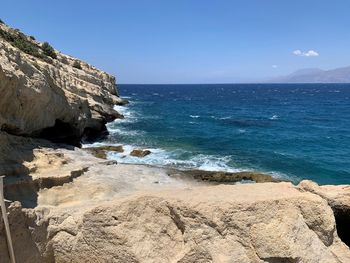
175, 169, 278, 183
0, 143, 349, 262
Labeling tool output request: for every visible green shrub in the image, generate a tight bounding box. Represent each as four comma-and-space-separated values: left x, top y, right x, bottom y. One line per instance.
29, 35, 35, 40
0, 19, 4, 24
73, 60, 82, 69
0, 27, 42, 57
0, 27, 56, 63
42, 42, 57, 59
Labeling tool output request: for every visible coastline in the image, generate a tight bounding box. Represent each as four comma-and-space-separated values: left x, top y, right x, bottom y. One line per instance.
2, 141, 350, 262
0, 21, 349, 262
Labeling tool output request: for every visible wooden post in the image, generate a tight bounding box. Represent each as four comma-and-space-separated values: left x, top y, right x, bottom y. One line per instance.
0, 176, 16, 263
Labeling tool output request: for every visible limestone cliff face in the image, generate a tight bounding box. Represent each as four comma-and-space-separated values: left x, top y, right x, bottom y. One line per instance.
0, 23, 126, 144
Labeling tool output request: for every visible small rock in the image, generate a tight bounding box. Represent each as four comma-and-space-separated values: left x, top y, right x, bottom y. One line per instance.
85, 145, 124, 159
130, 149, 151, 158
102, 160, 118, 166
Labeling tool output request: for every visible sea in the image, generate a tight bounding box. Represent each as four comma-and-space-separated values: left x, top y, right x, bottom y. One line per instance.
87, 84, 350, 185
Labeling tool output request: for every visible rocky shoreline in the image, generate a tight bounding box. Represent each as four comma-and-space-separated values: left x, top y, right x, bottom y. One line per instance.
0, 21, 349, 262
1, 141, 350, 262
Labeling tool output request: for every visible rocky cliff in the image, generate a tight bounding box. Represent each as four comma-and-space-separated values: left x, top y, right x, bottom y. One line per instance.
0, 22, 126, 145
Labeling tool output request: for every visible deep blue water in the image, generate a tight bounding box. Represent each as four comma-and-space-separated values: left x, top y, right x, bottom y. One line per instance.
97, 84, 350, 185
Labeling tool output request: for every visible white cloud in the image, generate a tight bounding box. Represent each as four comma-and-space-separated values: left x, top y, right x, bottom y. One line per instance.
293, 49, 319, 57
272, 65, 278, 69
293, 50, 302, 56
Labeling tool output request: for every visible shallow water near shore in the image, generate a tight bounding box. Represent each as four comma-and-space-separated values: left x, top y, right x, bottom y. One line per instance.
91, 84, 350, 185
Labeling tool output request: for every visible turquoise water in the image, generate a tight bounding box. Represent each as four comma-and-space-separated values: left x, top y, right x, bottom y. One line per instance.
97, 84, 350, 185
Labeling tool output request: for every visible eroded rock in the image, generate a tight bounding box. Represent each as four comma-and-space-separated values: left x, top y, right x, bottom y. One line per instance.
130, 149, 152, 158
85, 145, 124, 159
299, 180, 350, 248
179, 169, 278, 183
0, 22, 126, 144
36, 183, 350, 262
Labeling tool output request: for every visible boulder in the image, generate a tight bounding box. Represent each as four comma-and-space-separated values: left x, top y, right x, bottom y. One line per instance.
35, 182, 350, 263
299, 180, 350, 248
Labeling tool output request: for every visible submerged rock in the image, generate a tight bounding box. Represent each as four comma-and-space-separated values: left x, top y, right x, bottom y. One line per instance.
85, 145, 124, 159
130, 149, 152, 158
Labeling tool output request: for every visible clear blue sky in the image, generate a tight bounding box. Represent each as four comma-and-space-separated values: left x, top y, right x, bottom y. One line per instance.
2, 0, 350, 83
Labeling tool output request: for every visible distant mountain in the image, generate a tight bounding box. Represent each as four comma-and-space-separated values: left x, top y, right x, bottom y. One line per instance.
268, 66, 350, 83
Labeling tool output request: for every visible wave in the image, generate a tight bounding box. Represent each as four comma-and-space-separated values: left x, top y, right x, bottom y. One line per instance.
107, 127, 144, 136
210, 115, 230, 120
269, 115, 279, 120
113, 105, 132, 117
105, 145, 244, 173
111, 104, 138, 124
83, 141, 294, 182
189, 115, 200, 118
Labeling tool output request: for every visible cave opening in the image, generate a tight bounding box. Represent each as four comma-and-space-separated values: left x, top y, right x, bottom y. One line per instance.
334, 208, 350, 247
39, 119, 80, 146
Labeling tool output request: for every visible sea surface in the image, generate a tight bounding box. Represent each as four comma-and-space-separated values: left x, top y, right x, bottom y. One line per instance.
90, 84, 350, 185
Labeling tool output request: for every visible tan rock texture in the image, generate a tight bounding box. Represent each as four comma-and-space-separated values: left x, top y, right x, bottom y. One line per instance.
299, 180, 350, 249
29, 182, 350, 263
85, 145, 124, 159
130, 149, 152, 157
0, 23, 125, 143
2, 178, 350, 263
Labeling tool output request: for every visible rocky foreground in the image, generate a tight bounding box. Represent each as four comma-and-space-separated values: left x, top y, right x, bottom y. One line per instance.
1, 144, 350, 263
0, 21, 349, 262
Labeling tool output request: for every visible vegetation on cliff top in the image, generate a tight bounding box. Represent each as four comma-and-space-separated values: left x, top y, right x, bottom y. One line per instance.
73, 60, 82, 69
42, 42, 57, 59
0, 20, 56, 63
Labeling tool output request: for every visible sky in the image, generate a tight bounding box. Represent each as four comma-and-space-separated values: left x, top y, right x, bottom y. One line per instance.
1, 0, 350, 83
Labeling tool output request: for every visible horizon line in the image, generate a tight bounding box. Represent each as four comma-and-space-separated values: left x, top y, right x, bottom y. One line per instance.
118, 82, 350, 85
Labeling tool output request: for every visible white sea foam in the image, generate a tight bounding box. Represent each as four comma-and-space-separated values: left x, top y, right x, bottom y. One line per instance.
269, 115, 279, 120
113, 105, 132, 117
219, 116, 231, 120
82, 141, 292, 182
189, 115, 200, 118
106, 145, 243, 173
107, 127, 143, 136
111, 104, 138, 124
